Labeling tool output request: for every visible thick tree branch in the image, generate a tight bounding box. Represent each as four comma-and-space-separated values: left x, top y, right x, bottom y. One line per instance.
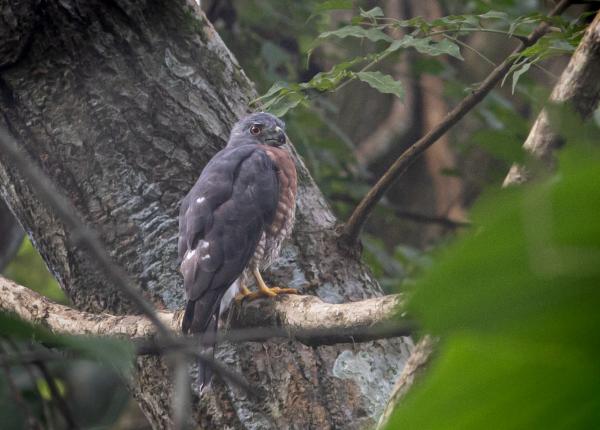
0, 275, 407, 346
504, 10, 600, 186
341, 0, 572, 246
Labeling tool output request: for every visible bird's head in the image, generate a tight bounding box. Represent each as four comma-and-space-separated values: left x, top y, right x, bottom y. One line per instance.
228, 112, 287, 148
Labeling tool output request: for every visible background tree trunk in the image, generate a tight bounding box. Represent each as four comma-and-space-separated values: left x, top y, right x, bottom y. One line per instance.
0, 1, 411, 428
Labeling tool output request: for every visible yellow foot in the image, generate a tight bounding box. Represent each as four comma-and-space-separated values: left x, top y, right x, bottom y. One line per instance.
235, 284, 253, 302
242, 286, 298, 301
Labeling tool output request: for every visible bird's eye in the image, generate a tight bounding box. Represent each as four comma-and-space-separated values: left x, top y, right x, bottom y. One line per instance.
250, 125, 261, 135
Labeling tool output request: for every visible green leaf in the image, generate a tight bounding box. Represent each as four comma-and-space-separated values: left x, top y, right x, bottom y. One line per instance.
304, 56, 370, 91
253, 81, 293, 105
387, 35, 463, 60
264, 92, 305, 117
387, 143, 600, 429
355, 71, 404, 99
511, 61, 531, 94
37, 378, 66, 400
317, 25, 393, 43
360, 6, 384, 20
0, 312, 134, 373
388, 335, 600, 429
471, 129, 526, 163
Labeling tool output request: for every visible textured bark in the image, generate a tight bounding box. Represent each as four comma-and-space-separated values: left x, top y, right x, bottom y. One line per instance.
504, 11, 600, 186
0, 1, 412, 428
0, 198, 24, 271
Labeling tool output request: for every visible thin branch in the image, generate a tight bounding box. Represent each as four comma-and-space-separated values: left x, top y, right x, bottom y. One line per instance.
427, 27, 530, 43
443, 34, 496, 67
341, 0, 573, 246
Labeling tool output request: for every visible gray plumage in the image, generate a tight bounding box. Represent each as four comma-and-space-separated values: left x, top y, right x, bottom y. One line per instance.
178, 112, 295, 389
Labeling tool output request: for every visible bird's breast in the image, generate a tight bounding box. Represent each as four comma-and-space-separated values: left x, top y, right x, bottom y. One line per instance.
260, 146, 298, 266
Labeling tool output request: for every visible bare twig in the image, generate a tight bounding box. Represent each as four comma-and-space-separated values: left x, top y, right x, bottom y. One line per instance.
341, 0, 573, 246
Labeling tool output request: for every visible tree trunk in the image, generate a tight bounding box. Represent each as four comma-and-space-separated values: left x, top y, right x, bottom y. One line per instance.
0, 1, 411, 428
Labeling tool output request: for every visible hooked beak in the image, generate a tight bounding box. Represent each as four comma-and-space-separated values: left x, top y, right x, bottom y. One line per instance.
265, 126, 287, 146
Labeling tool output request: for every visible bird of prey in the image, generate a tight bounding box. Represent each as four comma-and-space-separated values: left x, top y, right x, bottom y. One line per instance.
178, 112, 297, 389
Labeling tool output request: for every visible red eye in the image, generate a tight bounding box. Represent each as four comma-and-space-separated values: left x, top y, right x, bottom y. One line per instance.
250, 125, 261, 135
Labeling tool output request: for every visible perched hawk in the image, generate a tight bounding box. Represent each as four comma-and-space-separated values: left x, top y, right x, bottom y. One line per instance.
178, 112, 297, 389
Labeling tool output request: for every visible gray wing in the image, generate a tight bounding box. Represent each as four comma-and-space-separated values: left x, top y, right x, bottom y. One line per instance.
178, 145, 279, 334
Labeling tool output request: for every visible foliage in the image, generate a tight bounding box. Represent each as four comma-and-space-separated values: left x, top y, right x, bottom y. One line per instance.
387, 117, 600, 428
0, 312, 134, 429
256, 6, 585, 116
2, 244, 133, 428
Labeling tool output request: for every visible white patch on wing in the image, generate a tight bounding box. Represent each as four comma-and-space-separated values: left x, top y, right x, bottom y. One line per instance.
199, 240, 209, 249
201, 254, 210, 261
184, 249, 196, 260
196, 197, 206, 204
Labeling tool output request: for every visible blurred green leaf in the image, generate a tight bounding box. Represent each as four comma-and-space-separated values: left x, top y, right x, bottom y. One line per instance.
360, 7, 384, 20
356, 71, 405, 99
471, 129, 526, 163
389, 335, 600, 429
0, 313, 134, 374
387, 143, 600, 429
36, 377, 66, 401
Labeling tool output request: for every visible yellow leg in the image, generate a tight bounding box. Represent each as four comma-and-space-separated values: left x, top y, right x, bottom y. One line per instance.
241, 268, 297, 301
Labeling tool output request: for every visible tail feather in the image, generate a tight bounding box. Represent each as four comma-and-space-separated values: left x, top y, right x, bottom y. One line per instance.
181, 290, 223, 390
